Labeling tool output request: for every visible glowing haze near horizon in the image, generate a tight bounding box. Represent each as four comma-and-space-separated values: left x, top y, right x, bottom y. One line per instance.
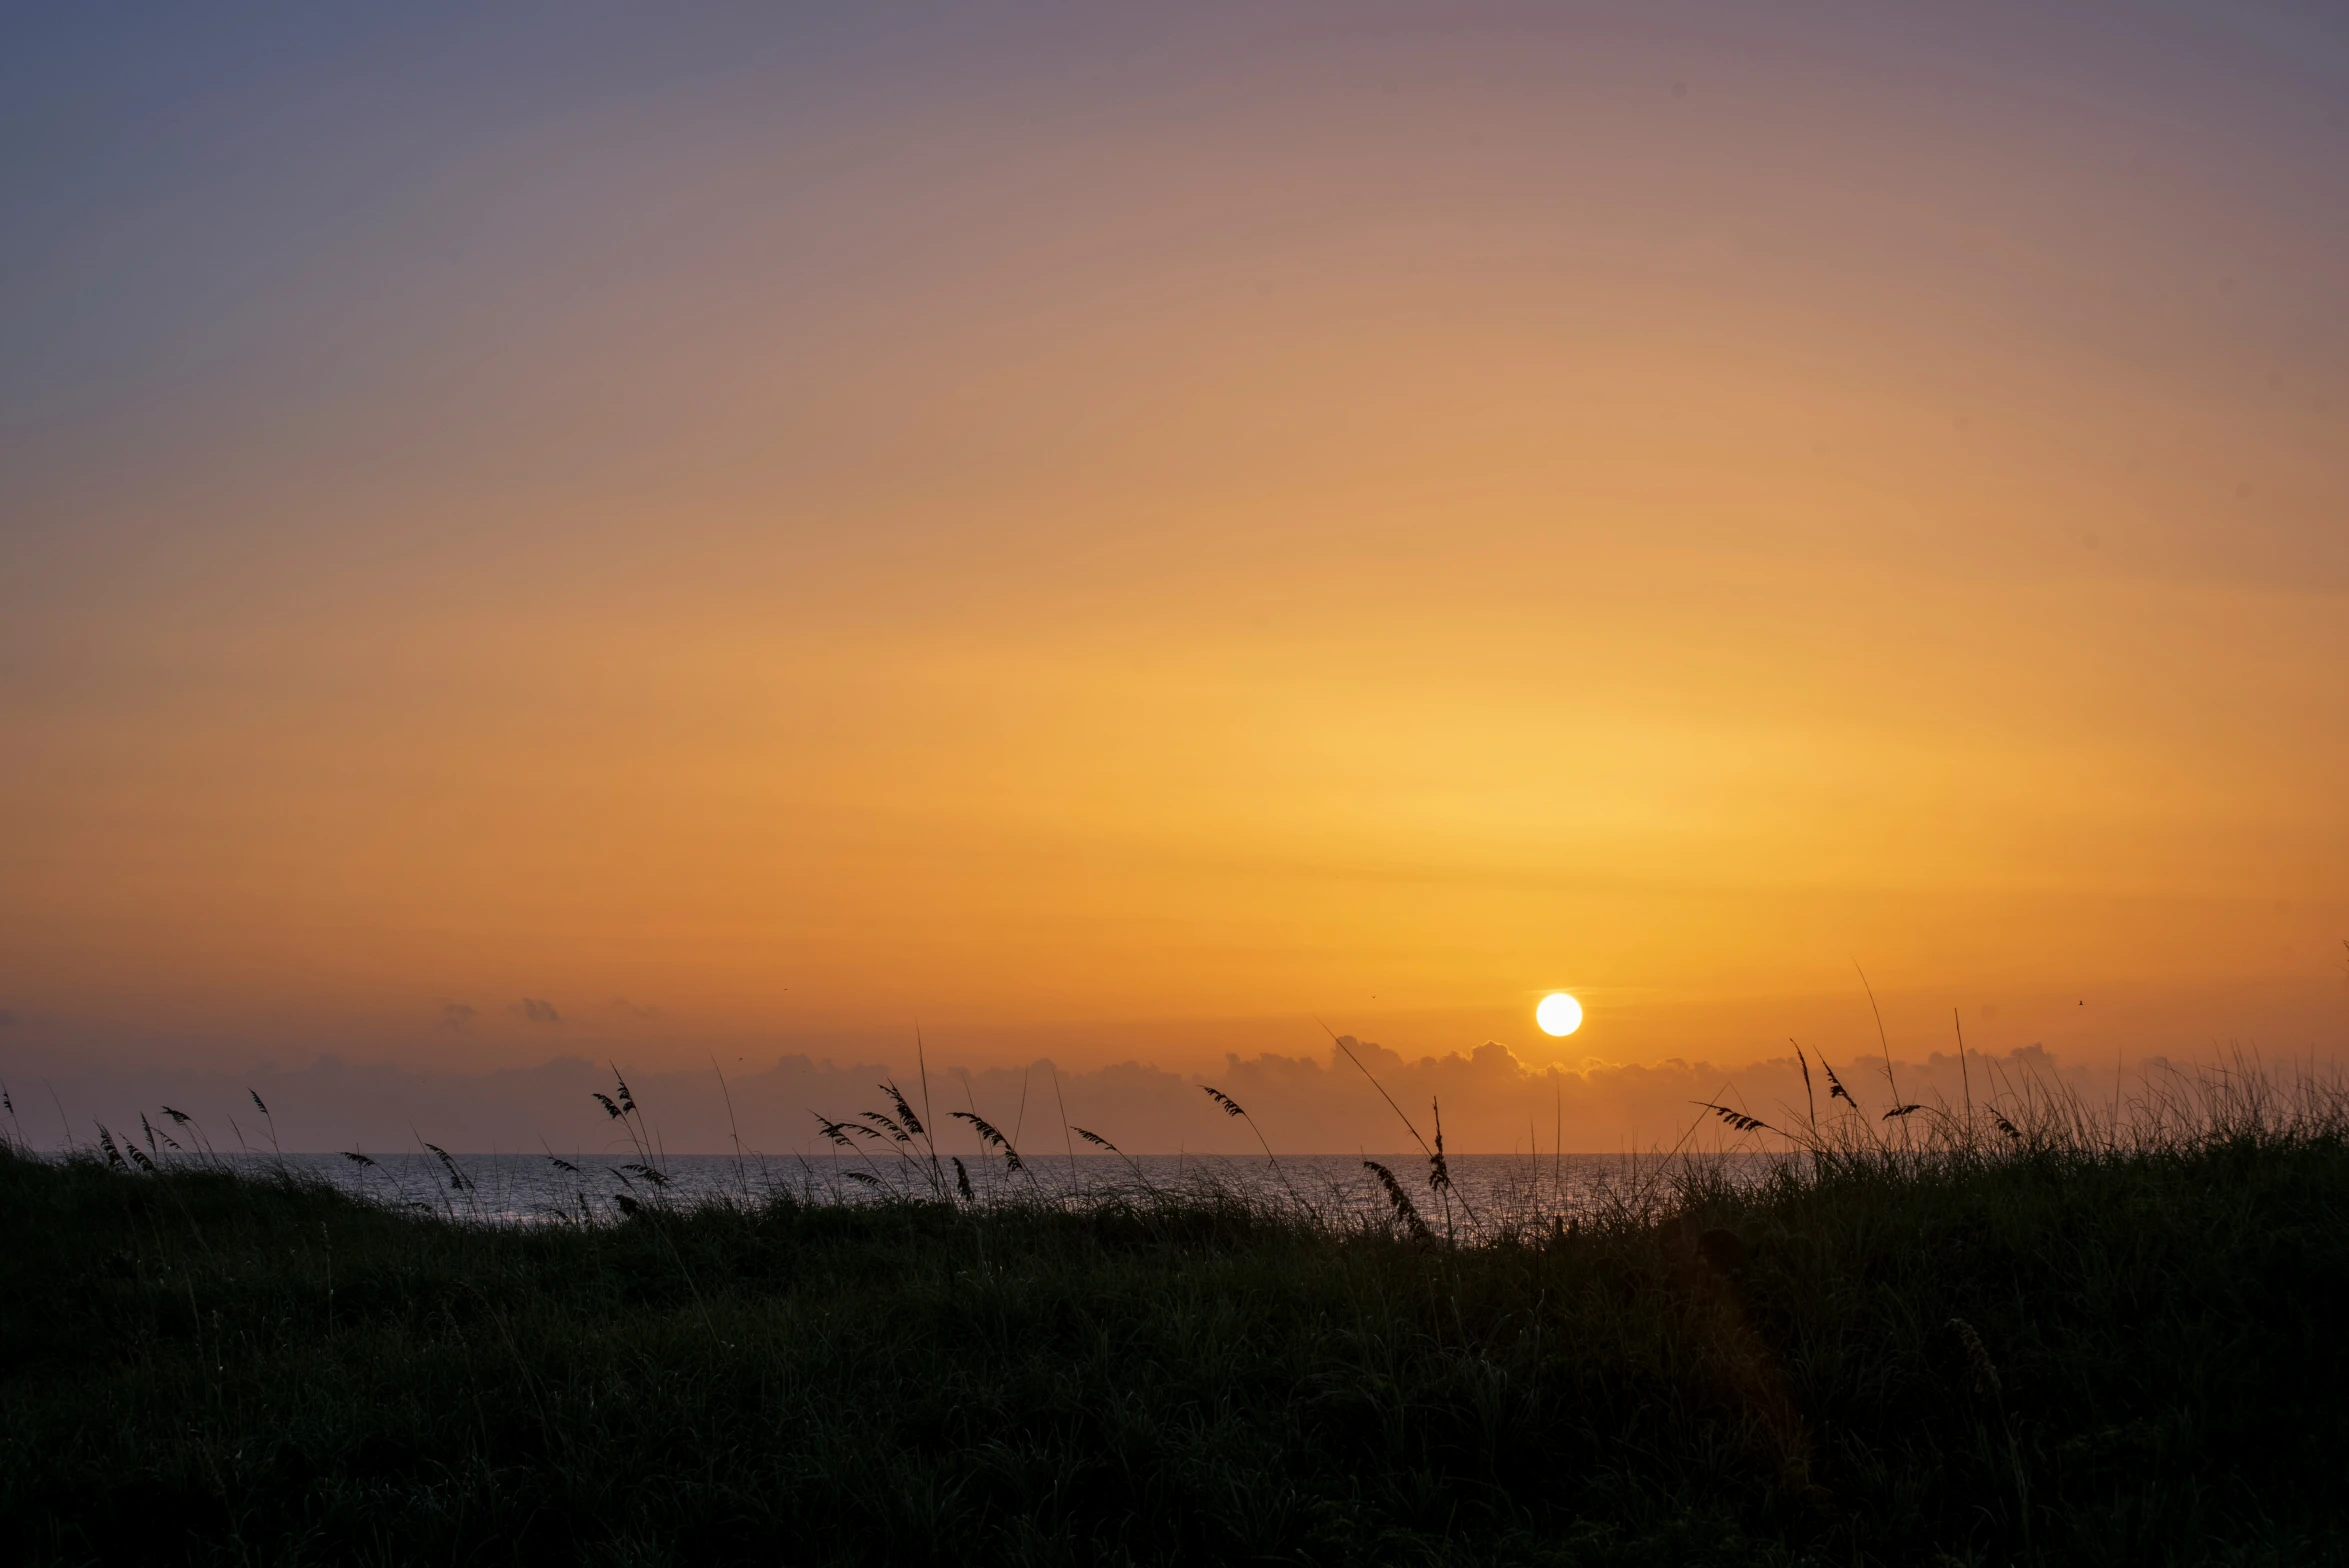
4, 2, 2347, 1135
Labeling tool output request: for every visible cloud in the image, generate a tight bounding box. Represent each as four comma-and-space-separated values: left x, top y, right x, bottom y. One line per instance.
435, 1002, 477, 1030
0, 1036, 2178, 1156
604, 998, 664, 1021
509, 998, 561, 1025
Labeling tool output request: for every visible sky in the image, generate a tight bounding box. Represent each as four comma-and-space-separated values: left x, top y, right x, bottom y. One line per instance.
4, 2, 2347, 1151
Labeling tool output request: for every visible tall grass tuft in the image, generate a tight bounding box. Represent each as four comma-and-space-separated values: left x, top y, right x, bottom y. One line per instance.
1361, 1159, 1434, 1241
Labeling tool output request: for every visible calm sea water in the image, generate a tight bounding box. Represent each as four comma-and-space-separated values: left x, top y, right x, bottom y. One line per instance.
188, 1149, 1777, 1228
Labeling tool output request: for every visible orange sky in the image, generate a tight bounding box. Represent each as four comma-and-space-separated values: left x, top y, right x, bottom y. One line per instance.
3, 5, 2346, 1131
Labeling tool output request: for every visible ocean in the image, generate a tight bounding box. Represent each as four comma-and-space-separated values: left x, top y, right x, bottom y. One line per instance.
172, 1148, 1779, 1228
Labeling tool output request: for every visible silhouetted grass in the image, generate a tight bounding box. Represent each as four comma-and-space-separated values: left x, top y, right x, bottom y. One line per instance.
4, 1067, 2346, 1565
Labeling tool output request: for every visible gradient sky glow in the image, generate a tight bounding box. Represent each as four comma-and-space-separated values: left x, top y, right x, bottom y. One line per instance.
4, 3, 2347, 1120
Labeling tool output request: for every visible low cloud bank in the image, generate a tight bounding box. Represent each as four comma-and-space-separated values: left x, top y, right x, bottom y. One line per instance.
4, 1037, 2144, 1158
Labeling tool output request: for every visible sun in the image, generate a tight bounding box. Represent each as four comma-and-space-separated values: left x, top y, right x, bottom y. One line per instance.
1536, 992, 1583, 1037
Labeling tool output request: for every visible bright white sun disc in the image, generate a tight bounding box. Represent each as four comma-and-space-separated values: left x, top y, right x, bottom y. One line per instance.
1536, 992, 1583, 1037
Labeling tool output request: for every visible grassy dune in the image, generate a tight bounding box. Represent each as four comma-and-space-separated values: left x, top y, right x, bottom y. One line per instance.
4, 1077, 2346, 1565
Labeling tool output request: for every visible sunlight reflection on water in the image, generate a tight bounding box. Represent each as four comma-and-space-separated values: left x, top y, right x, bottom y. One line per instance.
195, 1150, 1783, 1228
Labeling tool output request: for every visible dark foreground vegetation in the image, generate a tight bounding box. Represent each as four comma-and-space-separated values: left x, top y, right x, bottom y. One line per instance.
5, 1078, 2347, 1566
